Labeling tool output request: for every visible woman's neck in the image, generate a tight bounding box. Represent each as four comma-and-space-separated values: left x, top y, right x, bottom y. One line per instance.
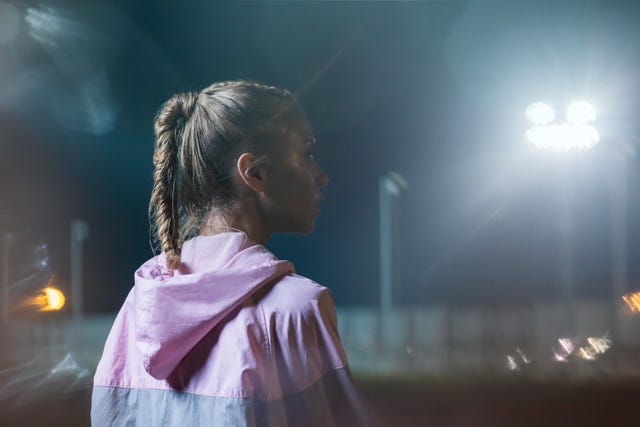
200, 201, 270, 245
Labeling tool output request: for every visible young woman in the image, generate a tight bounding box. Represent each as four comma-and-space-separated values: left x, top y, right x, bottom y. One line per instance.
91, 81, 380, 426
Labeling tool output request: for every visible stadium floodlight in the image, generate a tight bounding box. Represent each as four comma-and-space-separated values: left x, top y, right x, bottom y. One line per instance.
526, 123, 600, 151
526, 102, 555, 125
525, 100, 599, 152
566, 100, 597, 125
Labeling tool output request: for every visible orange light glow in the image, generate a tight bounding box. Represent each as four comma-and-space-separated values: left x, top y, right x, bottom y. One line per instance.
622, 291, 640, 312
39, 287, 66, 311
14, 274, 66, 313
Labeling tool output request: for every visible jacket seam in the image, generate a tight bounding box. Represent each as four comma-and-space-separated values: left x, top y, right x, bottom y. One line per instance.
257, 298, 272, 399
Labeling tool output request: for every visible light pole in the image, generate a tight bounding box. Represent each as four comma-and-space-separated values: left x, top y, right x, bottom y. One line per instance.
70, 219, 89, 322
379, 172, 407, 316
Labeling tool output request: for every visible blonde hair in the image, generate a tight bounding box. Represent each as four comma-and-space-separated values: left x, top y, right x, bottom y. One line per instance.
149, 81, 298, 269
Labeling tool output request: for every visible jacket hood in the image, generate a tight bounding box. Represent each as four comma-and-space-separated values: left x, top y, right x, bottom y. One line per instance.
133, 232, 294, 380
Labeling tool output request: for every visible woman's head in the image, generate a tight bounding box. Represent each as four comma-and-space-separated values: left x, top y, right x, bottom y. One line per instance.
150, 81, 328, 269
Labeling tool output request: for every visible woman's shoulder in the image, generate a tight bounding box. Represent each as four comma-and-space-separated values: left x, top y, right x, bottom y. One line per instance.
260, 273, 335, 318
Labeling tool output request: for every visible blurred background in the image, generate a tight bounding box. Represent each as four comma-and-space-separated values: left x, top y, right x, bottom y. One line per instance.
2, 0, 640, 425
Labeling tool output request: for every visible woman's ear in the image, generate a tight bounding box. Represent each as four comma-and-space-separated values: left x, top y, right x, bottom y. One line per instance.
236, 152, 266, 193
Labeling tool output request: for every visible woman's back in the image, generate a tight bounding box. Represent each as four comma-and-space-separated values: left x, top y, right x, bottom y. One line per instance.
92, 233, 377, 426
91, 81, 379, 426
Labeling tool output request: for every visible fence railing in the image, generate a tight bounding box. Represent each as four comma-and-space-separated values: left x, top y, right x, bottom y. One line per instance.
338, 300, 640, 377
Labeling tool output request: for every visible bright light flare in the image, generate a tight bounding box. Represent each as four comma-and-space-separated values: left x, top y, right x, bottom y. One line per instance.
524, 100, 599, 152
526, 123, 600, 151
579, 347, 596, 360
34, 287, 66, 311
566, 101, 597, 125
23, 276, 66, 312
622, 291, 640, 312
516, 347, 531, 364
586, 337, 610, 354
553, 338, 575, 362
577, 336, 610, 361
526, 102, 555, 125
553, 335, 610, 362
506, 347, 531, 371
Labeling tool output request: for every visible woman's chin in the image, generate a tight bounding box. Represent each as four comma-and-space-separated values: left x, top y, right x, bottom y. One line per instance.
298, 220, 316, 235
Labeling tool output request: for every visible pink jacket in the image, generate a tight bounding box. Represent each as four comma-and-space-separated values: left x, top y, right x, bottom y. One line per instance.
92, 232, 379, 426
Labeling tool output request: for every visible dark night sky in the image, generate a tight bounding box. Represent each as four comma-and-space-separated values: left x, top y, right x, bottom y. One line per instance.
2, 0, 640, 312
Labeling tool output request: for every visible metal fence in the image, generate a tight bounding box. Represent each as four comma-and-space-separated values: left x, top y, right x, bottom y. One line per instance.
338, 300, 640, 378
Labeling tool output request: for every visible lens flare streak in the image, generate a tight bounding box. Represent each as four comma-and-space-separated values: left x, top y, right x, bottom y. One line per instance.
622, 291, 640, 312
506, 347, 531, 371
553, 336, 610, 362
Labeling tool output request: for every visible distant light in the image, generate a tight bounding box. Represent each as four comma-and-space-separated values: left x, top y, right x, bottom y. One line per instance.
553, 336, 610, 362
516, 347, 531, 364
553, 353, 567, 362
558, 338, 574, 354
577, 336, 610, 361
622, 291, 640, 312
566, 101, 597, 125
578, 347, 596, 360
553, 337, 575, 362
39, 287, 65, 311
586, 336, 610, 354
525, 102, 555, 125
